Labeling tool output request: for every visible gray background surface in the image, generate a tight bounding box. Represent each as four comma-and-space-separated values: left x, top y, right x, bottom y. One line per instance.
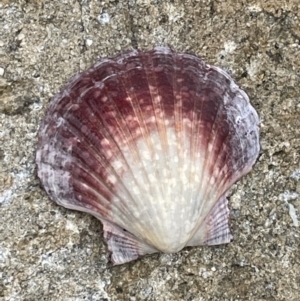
1, 0, 300, 300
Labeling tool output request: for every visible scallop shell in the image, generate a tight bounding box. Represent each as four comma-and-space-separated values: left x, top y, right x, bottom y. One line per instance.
36, 47, 260, 265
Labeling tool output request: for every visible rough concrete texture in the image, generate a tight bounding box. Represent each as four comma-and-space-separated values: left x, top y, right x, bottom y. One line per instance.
1, 0, 300, 300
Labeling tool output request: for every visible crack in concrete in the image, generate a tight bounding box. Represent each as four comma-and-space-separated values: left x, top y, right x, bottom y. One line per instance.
77, 0, 88, 52
77, 0, 86, 33
126, 1, 138, 49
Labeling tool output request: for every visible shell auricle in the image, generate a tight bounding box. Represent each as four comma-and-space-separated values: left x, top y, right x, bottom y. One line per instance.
36, 47, 260, 265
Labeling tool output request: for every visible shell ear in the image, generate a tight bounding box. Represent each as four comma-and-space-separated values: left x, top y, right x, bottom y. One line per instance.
102, 220, 157, 265
187, 194, 232, 247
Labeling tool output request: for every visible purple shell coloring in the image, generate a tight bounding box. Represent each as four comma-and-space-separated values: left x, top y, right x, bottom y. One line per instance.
36, 47, 260, 265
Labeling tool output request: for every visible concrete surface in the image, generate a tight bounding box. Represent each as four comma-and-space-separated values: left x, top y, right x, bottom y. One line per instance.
1, 0, 300, 300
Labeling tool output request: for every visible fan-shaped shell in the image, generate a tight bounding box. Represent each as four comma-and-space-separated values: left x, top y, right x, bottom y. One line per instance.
36, 47, 260, 265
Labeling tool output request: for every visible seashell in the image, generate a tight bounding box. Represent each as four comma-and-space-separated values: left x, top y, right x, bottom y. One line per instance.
36, 47, 260, 265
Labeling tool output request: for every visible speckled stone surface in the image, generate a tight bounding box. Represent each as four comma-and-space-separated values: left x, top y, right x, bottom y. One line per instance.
0, 0, 299, 300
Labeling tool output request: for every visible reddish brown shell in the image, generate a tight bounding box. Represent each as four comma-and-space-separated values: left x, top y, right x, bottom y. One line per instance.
36, 47, 260, 265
